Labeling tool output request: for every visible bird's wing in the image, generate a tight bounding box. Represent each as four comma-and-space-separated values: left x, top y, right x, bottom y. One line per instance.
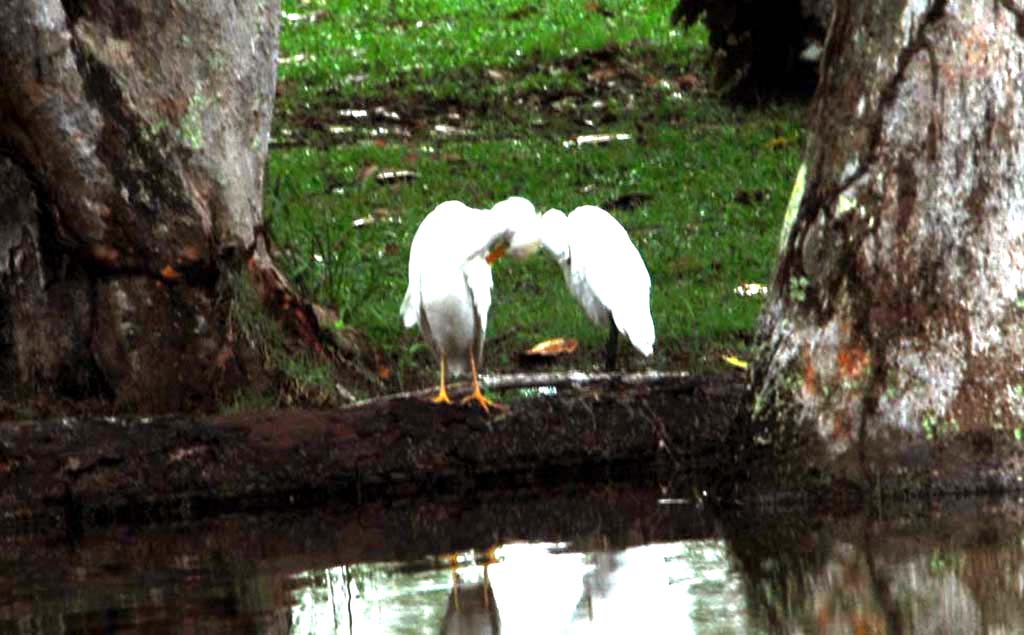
569, 208, 655, 355
463, 257, 493, 336
401, 201, 479, 328
462, 257, 494, 365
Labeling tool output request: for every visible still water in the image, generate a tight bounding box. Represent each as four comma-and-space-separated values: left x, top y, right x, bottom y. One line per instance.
2, 485, 1023, 634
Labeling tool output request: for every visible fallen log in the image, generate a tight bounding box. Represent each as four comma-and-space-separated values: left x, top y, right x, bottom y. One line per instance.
0, 372, 745, 533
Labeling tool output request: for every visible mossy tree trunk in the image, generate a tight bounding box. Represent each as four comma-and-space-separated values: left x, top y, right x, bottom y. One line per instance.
752, 1, 1024, 485
0, 1, 281, 412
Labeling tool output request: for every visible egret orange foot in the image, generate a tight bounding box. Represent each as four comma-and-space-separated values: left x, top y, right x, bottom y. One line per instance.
432, 388, 453, 405
461, 388, 497, 413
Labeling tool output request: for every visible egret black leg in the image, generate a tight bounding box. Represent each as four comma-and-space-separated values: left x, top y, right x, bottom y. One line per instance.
605, 316, 619, 372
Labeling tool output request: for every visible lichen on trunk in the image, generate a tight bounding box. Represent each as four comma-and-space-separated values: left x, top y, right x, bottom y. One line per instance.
752, 1, 1024, 484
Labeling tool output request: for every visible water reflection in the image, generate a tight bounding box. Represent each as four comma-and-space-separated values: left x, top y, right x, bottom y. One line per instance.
289, 540, 757, 635
2, 491, 1024, 634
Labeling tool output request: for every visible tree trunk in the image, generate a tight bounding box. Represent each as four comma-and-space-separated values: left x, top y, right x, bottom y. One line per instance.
752, 1, 1024, 486
0, 1, 280, 412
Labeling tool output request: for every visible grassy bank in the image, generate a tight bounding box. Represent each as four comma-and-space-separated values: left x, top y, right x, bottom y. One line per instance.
265, 0, 804, 397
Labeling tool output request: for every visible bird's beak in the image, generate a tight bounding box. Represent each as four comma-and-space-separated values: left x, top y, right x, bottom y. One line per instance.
485, 244, 508, 265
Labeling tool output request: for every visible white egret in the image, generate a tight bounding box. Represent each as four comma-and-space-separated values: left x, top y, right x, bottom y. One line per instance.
540, 205, 655, 370
401, 197, 541, 411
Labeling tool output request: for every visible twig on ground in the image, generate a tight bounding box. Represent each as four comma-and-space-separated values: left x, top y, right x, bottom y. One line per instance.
347, 369, 693, 409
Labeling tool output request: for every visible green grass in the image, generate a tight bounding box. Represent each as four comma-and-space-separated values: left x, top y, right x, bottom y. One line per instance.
279, 0, 707, 101
266, 0, 805, 390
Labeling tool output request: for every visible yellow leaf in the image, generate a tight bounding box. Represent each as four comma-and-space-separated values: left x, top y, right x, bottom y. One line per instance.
722, 355, 749, 370
523, 337, 578, 357
765, 136, 793, 149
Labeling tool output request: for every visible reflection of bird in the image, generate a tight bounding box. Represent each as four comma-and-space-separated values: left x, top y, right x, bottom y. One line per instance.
540, 205, 655, 371
401, 197, 541, 411
441, 550, 500, 635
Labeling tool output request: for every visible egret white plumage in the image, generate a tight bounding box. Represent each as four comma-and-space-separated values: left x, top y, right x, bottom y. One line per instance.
401, 197, 541, 411
540, 205, 655, 370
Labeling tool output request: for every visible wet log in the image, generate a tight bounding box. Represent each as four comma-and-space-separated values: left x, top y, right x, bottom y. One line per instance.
0, 374, 744, 533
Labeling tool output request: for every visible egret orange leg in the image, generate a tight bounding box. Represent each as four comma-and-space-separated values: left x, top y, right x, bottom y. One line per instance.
448, 552, 461, 611
432, 354, 453, 404
460, 354, 497, 412
482, 545, 497, 609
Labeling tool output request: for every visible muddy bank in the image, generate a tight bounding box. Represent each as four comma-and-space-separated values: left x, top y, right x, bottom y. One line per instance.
0, 373, 740, 534
4, 369, 1024, 536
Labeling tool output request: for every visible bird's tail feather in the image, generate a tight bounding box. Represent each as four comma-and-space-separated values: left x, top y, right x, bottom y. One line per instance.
619, 305, 655, 356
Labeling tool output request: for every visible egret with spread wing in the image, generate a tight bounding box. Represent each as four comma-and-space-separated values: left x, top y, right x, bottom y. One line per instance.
540, 205, 655, 370
401, 197, 541, 411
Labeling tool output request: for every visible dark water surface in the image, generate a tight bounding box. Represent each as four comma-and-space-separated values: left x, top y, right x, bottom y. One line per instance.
3, 485, 1023, 634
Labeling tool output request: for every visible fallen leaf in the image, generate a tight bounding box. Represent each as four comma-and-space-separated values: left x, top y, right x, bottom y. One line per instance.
372, 106, 401, 121
733, 282, 768, 297
722, 355, 749, 370
587, 66, 619, 83
92, 244, 120, 265
563, 132, 631, 148
180, 245, 204, 262
765, 136, 795, 150
585, 0, 615, 17
677, 73, 700, 91
338, 108, 369, 119
356, 163, 379, 183
522, 337, 579, 358
375, 169, 418, 184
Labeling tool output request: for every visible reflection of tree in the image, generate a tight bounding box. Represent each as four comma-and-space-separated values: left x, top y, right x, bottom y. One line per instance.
1, 551, 293, 634
725, 509, 1024, 634
724, 516, 832, 631
961, 539, 1024, 632
290, 560, 454, 635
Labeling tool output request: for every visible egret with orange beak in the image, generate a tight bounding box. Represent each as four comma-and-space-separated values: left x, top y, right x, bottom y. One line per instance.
401, 197, 541, 411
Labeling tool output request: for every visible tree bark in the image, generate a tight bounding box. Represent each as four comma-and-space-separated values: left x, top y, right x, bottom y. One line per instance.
0, 1, 280, 412
752, 1, 1024, 485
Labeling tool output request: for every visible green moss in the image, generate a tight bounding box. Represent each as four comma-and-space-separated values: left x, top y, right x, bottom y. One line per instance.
141, 118, 169, 144
788, 276, 810, 303
921, 412, 960, 441
180, 85, 207, 150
